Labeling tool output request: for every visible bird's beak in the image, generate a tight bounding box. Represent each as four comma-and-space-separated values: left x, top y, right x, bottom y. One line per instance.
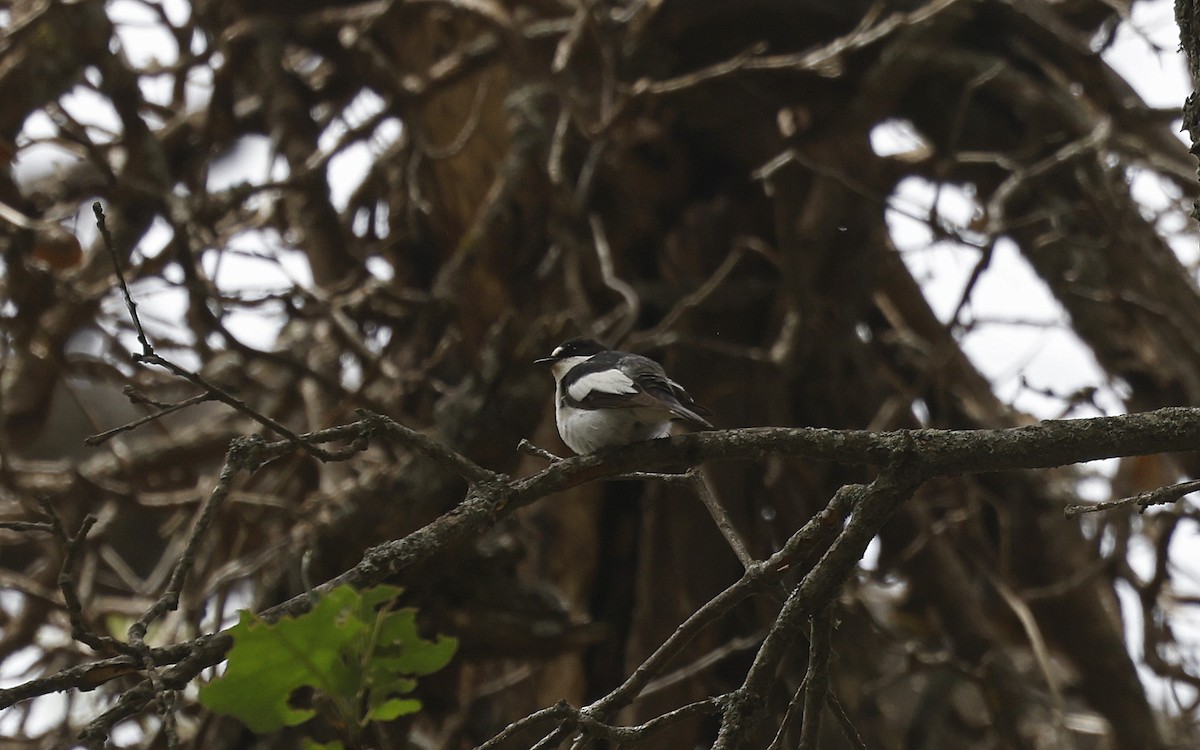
533, 356, 556, 365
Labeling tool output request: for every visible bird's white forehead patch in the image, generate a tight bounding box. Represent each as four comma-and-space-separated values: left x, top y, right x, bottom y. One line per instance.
568, 370, 637, 401
551, 346, 564, 358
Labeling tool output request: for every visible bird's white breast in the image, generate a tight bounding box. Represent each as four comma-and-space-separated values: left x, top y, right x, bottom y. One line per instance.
554, 399, 671, 453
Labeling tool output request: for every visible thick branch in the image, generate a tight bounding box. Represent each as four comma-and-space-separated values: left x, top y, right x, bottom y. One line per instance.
7, 406, 1200, 732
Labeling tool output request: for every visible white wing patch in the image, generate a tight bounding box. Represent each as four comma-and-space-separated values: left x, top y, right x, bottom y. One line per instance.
568, 370, 638, 401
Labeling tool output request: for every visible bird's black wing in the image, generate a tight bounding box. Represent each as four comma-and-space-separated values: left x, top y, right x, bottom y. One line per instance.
564, 352, 713, 428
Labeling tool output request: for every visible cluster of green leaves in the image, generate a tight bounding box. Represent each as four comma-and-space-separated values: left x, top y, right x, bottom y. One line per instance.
199, 585, 457, 749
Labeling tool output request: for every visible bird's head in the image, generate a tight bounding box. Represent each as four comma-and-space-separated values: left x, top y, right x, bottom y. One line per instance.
535, 338, 609, 380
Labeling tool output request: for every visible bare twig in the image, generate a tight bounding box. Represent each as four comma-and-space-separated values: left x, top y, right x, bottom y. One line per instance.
137, 351, 335, 460
358, 410, 502, 486
589, 213, 640, 342
990, 574, 1071, 747
688, 469, 755, 568
797, 607, 833, 750
714, 468, 922, 750
35, 498, 123, 654
574, 697, 723, 744
127, 453, 244, 645
476, 695, 723, 750
966, 117, 1113, 238
476, 702, 575, 750
580, 483, 860, 726
623, 0, 961, 102
57, 515, 107, 649
824, 690, 870, 750
92, 202, 151, 354
1064, 477, 1200, 518
92, 202, 336, 461
0, 519, 54, 533
641, 630, 766, 698
624, 241, 751, 349
551, 7, 588, 74
529, 724, 573, 750
518, 438, 563, 462
84, 392, 214, 446
745, 0, 958, 73
520, 438, 698, 480
0, 656, 142, 708
629, 42, 769, 96
767, 677, 809, 750
417, 68, 494, 159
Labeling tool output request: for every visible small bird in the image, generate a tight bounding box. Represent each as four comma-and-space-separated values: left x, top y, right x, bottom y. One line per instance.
535, 338, 713, 454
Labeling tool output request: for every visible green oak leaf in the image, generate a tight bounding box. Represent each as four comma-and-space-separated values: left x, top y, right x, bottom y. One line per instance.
200, 584, 457, 738
367, 697, 423, 722
371, 606, 458, 677
199, 587, 366, 734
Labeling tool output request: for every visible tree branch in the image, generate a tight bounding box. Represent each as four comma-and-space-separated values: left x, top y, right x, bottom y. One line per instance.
7, 406, 1200, 742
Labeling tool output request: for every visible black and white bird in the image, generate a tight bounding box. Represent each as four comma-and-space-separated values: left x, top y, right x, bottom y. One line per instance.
535, 338, 713, 454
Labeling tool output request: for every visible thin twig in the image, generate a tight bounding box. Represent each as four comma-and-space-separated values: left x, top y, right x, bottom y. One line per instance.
824, 690, 870, 750
624, 241, 751, 349
0, 656, 142, 707
84, 392, 214, 446
529, 724, 573, 750
989, 573, 1071, 747
766, 676, 809, 750
79, 677, 157, 747
92, 202, 151, 354
551, 7, 588, 74
688, 469, 755, 568
518, 438, 563, 462
478, 695, 722, 750
519, 438, 694, 480
574, 697, 723, 744
589, 213, 640, 342
1064, 477, 1200, 518
630, 42, 769, 96
92, 202, 334, 461
713, 469, 923, 750
127, 441, 259, 646
0, 519, 54, 533
641, 631, 766, 698
36, 498, 124, 654
582, 484, 860, 723
797, 607, 833, 750
417, 67, 494, 159
358, 410, 502, 486
58, 515, 109, 651
137, 352, 334, 460
475, 703, 574, 750
972, 116, 1113, 238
